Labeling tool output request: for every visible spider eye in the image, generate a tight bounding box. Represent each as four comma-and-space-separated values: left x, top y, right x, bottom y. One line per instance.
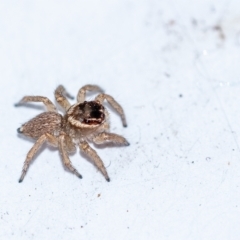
90, 110, 102, 119
77, 101, 105, 125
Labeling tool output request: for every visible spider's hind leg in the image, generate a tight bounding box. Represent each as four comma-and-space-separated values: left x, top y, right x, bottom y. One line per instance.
19, 133, 59, 183
19, 134, 45, 182
15, 96, 57, 112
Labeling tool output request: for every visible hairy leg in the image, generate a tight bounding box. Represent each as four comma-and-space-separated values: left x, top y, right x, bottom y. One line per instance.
54, 85, 73, 111
79, 141, 110, 182
93, 132, 130, 146
15, 96, 57, 112
19, 134, 47, 182
58, 134, 82, 179
95, 93, 127, 127
77, 84, 103, 103
45, 133, 58, 147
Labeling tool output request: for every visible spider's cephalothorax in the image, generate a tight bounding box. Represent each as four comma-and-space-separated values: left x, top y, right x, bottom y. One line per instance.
15, 85, 129, 183
67, 101, 105, 128
80, 101, 105, 124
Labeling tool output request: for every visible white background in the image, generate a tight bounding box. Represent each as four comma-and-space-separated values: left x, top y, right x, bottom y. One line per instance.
1, 0, 240, 239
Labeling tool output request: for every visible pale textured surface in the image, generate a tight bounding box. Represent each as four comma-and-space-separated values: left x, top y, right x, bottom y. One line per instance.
1, 0, 240, 239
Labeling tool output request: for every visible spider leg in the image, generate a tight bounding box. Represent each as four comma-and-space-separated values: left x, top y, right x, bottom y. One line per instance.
45, 133, 58, 147
54, 85, 73, 111
58, 134, 82, 179
77, 84, 103, 103
79, 141, 110, 182
19, 134, 47, 182
93, 132, 130, 146
15, 96, 57, 112
95, 93, 127, 127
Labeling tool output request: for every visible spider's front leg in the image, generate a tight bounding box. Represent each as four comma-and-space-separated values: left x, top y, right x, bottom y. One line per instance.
79, 141, 110, 182
15, 96, 57, 112
77, 85, 103, 103
93, 132, 130, 146
55, 85, 74, 111
95, 94, 127, 127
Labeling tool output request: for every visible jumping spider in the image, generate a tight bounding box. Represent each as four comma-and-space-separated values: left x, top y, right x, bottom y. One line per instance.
15, 85, 129, 182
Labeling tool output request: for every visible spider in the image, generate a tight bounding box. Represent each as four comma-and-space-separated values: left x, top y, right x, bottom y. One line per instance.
15, 85, 129, 182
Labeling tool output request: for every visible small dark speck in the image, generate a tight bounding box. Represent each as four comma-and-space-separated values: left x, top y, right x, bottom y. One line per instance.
206, 157, 211, 162
164, 73, 170, 78
213, 25, 221, 31
81, 226, 83, 228
210, 6, 216, 12
191, 18, 198, 26
191, 161, 194, 164
168, 20, 175, 26
232, 149, 235, 151
179, 94, 183, 98
97, 194, 101, 198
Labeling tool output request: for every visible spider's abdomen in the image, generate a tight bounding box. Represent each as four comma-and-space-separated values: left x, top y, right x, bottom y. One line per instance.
18, 112, 62, 139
